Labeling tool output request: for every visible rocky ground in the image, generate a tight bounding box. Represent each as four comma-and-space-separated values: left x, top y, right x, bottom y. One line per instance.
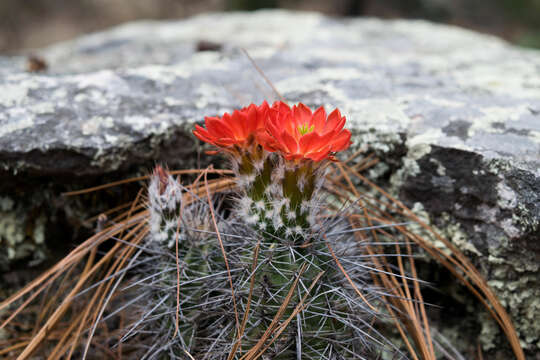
1, 10, 538, 358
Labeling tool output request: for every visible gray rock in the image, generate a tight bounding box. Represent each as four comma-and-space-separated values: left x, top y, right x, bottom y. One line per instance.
0, 10, 538, 357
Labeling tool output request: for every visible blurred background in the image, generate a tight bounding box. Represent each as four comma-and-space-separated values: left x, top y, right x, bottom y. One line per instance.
1, 0, 539, 53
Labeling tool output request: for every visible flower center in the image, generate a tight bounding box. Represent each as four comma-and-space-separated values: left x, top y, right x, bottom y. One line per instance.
298, 124, 315, 135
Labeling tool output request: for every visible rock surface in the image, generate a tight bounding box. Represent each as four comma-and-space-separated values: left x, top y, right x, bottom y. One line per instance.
0, 10, 538, 357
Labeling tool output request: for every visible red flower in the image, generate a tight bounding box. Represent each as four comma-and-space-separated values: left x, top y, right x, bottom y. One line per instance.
261, 102, 351, 161
193, 101, 270, 148
194, 101, 351, 162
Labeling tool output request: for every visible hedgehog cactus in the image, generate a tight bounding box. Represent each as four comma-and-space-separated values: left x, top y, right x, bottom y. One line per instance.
138, 101, 393, 359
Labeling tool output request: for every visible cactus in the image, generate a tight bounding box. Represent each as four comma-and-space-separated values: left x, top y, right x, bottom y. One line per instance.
127, 102, 401, 359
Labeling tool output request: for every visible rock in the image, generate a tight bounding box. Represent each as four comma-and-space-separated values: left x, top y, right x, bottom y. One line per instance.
0, 10, 538, 357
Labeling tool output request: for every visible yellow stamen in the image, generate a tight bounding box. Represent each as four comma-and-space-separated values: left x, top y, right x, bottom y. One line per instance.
298, 124, 315, 135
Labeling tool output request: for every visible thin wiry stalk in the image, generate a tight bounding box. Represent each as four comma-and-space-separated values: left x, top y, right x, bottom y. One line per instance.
240, 48, 286, 104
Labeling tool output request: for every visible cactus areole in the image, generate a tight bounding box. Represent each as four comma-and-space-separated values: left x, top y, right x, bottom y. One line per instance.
193, 101, 352, 242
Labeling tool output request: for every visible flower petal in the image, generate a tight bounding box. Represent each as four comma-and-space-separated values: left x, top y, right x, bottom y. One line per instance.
293, 103, 312, 130
206, 116, 234, 139
312, 106, 326, 130
305, 130, 336, 154
281, 131, 299, 154
194, 101, 350, 159
299, 131, 322, 153
306, 149, 331, 161
256, 130, 277, 152
193, 125, 214, 143
330, 129, 351, 152
228, 110, 246, 139
324, 109, 343, 133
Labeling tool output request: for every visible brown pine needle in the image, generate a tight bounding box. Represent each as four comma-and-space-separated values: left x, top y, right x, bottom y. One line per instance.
0, 341, 29, 357
336, 160, 436, 359
0, 212, 148, 317
477, 343, 485, 360
81, 226, 150, 359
